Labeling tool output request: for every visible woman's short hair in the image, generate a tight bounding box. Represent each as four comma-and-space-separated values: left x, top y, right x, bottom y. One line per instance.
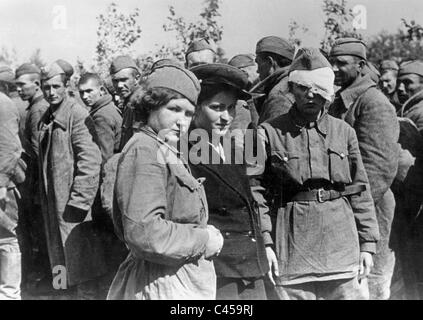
132, 86, 187, 122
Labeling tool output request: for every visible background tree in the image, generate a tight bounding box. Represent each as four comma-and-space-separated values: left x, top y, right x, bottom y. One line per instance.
0, 46, 18, 68
366, 19, 423, 65
28, 48, 46, 69
320, 0, 362, 54
160, 0, 225, 63
95, 2, 142, 76
288, 20, 309, 47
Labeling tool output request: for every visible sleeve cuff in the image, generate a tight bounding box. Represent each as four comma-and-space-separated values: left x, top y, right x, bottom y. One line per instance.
262, 232, 273, 246
360, 241, 376, 254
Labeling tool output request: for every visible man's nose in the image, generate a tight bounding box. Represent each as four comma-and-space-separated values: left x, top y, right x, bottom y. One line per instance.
397, 82, 405, 92
332, 64, 339, 72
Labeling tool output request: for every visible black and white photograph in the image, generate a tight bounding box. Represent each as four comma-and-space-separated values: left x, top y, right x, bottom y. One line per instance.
0, 0, 422, 303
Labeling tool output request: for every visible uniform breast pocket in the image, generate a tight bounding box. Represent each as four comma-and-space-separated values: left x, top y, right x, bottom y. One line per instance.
328, 147, 351, 183
172, 165, 208, 222
270, 151, 300, 179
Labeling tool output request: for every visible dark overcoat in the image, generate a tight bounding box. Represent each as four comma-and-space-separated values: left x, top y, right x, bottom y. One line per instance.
38, 97, 106, 286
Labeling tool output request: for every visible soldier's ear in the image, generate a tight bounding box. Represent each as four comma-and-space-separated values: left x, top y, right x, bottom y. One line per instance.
100, 86, 107, 95
358, 59, 366, 70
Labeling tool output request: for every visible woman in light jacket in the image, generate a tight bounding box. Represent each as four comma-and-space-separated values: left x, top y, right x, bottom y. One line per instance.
107, 65, 223, 300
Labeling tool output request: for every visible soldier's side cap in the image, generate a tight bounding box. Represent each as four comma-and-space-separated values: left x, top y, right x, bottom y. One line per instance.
190, 63, 251, 100
289, 47, 332, 72
398, 60, 423, 78
380, 60, 399, 72
110, 55, 139, 75
0, 66, 15, 83
228, 54, 256, 69
288, 47, 335, 102
55, 59, 74, 78
255, 36, 295, 61
186, 38, 216, 57
41, 62, 65, 81
329, 37, 367, 60
15, 63, 41, 79
150, 58, 183, 73
146, 65, 201, 105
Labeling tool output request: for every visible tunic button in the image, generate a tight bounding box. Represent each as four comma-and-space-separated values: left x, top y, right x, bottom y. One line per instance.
283, 156, 288, 161
225, 232, 230, 237
340, 153, 345, 158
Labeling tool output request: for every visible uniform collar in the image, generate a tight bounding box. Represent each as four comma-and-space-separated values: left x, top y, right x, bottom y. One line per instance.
401, 89, 423, 116
288, 104, 329, 136
28, 92, 45, 109
250, 66, 290, 95
337, 74, 375, 110
48, 97, 73, 130
90, 94, 113, 115
140, 125, 182, 157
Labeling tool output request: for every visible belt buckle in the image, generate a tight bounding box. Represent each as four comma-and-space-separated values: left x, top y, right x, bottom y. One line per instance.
317, 188, 325, 203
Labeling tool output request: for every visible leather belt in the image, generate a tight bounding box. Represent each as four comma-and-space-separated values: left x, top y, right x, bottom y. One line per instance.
291, 184, 366, 203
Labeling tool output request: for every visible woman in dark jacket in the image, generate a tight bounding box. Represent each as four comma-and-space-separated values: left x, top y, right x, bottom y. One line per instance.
188, 63, 269, 299
107, 65, 223, 300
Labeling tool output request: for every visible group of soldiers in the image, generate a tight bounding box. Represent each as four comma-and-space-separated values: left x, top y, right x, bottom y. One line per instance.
0, 33, 423, 300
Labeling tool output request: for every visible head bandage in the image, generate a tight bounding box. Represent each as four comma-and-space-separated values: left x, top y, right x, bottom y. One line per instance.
288, 67, 335, 101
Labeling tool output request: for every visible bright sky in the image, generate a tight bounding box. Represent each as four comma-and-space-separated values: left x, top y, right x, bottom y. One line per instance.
0, 0, 422, 67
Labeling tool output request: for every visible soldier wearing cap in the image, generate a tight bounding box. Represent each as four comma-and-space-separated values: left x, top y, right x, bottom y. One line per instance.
328, 37, 400, 300
107, 65, 223, 300
38, 62, 105, 298
228, 54, 260, 89
395, 60, 423, 298
110, 55, 142, 151
185, 37, 217, 68
250, 47, 379, 300
0, 66, 27, 143
397, 61, 423, 132
228, 54, 260, 149
189, 63, 269, 299
250, 36, 295, 124
380, 60, 402, 111
15, 63, 50, 289
0, 66, 24, 300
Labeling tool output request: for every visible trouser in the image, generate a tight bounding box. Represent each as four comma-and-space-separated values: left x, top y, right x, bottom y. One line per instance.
0, 240, 21, 300
216, 277, 266, 300
275, 277, 369, 300
76, 272, 116, 300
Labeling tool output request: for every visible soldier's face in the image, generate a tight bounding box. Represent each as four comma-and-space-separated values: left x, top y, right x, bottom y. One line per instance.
186, 50, 215, 68
42, 75, 67, 106
255, 54, 272, 81
380, 70, 397, 95
112, 68, 139, 100
240, 64, 259, 87
291, 82, 326, 118
78, 79, 105, 107
195, 88, 238, 137
148, 98, 195, 144
397, 74, 423, 99
330, 55, 363, 89
15, 74, 39, 101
